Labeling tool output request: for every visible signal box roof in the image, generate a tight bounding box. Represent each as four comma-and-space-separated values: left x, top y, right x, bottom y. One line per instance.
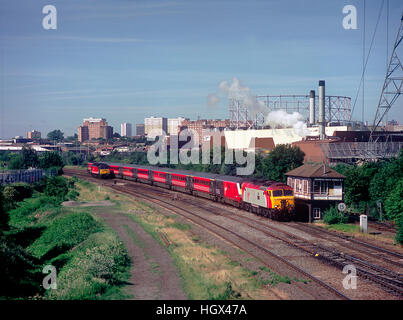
286, 164, 345, 179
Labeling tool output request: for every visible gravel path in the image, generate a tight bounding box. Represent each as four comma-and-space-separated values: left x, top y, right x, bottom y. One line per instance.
98, 211, 187, 300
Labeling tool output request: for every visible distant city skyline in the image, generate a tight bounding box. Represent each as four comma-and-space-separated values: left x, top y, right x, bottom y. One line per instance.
1, 0, 402, 138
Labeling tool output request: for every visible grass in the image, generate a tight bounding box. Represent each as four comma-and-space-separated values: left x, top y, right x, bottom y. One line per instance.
60, 178, 298, 300
4, 177, 132, 300
167, 222, 192, 231
28, 212, 100, 259
7, 196, 61, 229
123, 224, 146, 249
258, 266, 291, 286
45, 231, 131, 300
101, 190, 285, 300
324, 223, 360, 233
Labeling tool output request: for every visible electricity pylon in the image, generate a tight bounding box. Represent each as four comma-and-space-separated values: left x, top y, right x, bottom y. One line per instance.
370, 13, 403, 141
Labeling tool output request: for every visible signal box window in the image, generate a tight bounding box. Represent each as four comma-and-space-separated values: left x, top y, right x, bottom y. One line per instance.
313, 208, 321, 220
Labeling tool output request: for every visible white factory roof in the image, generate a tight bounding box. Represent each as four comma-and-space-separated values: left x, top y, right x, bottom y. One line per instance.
0, 145, 50, 152
224, 126, 348, 149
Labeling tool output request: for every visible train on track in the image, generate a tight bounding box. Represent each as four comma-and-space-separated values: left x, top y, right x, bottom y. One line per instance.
88, 162, 296, 221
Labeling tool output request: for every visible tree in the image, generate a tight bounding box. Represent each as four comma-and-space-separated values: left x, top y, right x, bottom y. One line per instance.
63, 152, 84, 166
0, 185, 8, 232
396, 214, 403, 244
39, 152, 64, 169
22, 145, 39, 168
47, 129, 64, 142
8, 155, 25, 170
369, 154, 403, 208
384, 178, 403, 221
64, 133, 78, 142
44, 176, 69, 199
256, 145, 305, 182
334, 162, 379, 208
8, 145, 40, 169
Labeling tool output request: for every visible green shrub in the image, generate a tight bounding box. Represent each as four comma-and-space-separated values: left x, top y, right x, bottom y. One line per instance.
32, 177, 48, 193
3, 183, 33, 203
210, 282, 242, 300
384, 179, 403, 221
323, 206, 348, 225
46, 234, 130, 300
8, 196, 60, 228
29, 212, 99, 259
0, 185, 8, 232
39, 152, 64, 169
0, 237, 42, 298
44, 176, 69, 200
8, 155, 25, 170
396, 214, 403, 245
67, 190, 80, 201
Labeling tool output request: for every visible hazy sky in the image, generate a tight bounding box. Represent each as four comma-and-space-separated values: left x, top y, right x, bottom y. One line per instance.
1, 0, 402, 138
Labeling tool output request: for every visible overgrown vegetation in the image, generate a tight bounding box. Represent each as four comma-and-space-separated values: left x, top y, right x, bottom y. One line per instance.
3, 146, 65, 173
323, 206, 348, 225
0, 176, 131, 299
333, 150, 403, 243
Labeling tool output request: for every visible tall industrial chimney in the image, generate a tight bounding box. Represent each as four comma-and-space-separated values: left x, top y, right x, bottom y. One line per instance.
309, 90, 315, 125
318, 80, 326, 139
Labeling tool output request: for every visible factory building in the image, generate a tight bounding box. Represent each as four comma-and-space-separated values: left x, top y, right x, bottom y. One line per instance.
78, 117, 113, 142
120, 123, 132, 137
223, 126, 348, 150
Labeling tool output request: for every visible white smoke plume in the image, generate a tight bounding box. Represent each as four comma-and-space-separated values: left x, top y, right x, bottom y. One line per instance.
208, 77, 265, 116
265, 110, 310, 137
207, 93, 220, 107
208, 77, 310, 137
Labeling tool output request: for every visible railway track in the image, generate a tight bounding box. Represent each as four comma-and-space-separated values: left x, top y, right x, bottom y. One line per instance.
65, 169, 350, 300
173, 194, 403, 296
66, 169, 403, 297
177, 197, 403, 296
289, 223, 403, 264
224, 215, 403, 297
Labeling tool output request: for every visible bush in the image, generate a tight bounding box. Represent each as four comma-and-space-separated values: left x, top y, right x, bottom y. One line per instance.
46, 234, 131, 300
323, 206, 348, 225
66, 190, 80, 201
39, 152, 64, 169
396, 214, 403, 245
32, 177, 48, 193
44, 176, 69, 200
29, 212, 99, 259
3, 183, 33, 203
8, 155, 25, 170
384, 179, 403, 221
85, 241, 130, 284
7, 195, 61, 228
0, 185, 8, 232
0, 237, 41, 298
